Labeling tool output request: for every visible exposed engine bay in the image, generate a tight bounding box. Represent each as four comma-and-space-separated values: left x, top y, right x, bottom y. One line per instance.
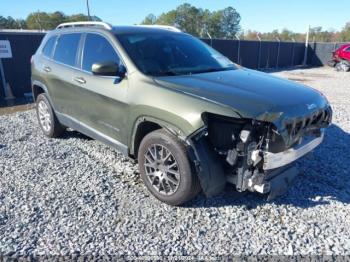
188, 107, 332, 200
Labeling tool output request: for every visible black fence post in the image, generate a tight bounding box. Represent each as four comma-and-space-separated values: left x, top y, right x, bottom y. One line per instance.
291, 38, 296, 67
266, 43, 270, 69
257, 33, 262, 69
235, 35, 241, 65
276, 37, 281, 69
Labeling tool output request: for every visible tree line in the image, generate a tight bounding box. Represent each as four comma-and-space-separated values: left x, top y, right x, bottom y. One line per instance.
0, 11, 100, 31
243, 24, 350, 42
141, 3, 349, 42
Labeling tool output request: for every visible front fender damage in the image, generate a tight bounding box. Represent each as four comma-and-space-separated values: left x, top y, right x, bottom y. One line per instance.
184, 106, 332, 200
187, 131, 226, 197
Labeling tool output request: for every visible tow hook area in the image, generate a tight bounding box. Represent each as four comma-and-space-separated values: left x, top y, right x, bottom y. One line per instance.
226, 163, 300, 200
247, 165, 299, 200
267, 165, 299, 200
237, 133, 322, 199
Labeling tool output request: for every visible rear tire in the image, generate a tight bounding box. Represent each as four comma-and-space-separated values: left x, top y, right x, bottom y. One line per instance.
138, 129, 201, 206
36, 94, 65, 138
335, 60, 350, 72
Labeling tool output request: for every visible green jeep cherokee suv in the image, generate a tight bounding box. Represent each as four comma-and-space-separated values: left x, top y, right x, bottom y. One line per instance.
31, 22, 332, 205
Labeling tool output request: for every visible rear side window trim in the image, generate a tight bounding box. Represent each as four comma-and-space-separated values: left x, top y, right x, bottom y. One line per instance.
41, 35, 58, 59
52, 32, 83, 69
43, 31, 128, 76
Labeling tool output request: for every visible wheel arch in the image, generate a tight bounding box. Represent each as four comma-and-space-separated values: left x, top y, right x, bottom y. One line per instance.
129, 116, 191, 158
32, 82, 47, 101
31, 80, 58, 110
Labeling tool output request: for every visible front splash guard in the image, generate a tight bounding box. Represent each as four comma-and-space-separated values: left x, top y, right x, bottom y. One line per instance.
188, 135, 226, 197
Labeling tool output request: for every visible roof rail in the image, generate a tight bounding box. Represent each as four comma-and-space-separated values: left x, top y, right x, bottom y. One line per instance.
56, 21, 113, 30
137, 25, 182, 33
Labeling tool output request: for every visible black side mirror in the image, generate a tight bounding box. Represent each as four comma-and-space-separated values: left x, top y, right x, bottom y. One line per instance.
92, 62, 126, 78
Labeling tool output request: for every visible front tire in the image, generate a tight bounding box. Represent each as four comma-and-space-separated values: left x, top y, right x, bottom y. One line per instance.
36, 94, 65, 138
138, 129, 200, 206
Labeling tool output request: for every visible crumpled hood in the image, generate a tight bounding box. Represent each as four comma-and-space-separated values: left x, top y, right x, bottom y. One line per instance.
154, 68, 329, 124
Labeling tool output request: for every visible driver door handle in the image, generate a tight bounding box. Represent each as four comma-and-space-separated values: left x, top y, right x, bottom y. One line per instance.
43, 66, 51, 73
74, 77, 86, 84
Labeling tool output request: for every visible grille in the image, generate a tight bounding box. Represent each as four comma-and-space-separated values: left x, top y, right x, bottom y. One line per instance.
284, 107, 331, 145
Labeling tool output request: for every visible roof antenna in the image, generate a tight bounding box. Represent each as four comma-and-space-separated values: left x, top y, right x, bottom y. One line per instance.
86, 0, 91, 21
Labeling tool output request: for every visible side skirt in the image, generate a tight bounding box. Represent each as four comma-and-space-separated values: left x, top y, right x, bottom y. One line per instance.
56, 112, 129, 156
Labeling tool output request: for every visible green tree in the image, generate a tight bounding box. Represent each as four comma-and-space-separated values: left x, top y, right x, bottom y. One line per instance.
0, 16, 26, 29
156, 10, 177, 26
140, 3, 241, 39
49, 11, 66, 26
141, 14, 157, 25
15, 19, 27, 29
206, 10, 225, 38
174, 3, 205, 36
25, 11, 101, 30
218, 7, 241, 39
279, 28, 293, 41
310, 26, 322, 42
243, 30, 260, 40
340, 22, 350, 42
68, 13, 91, 22
0, 16, 7, 28
26, 12, 52, 30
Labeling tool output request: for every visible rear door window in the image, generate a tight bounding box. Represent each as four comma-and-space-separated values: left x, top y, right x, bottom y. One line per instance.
42, 35, 57, 58
53, 33, 82, 67
82, 33, 120, 72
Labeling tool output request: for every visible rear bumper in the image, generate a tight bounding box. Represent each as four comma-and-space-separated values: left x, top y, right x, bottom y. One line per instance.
262, 132, 324, 170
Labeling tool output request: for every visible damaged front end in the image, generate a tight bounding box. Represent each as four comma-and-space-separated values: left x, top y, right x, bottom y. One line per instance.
188, 107, 332, 200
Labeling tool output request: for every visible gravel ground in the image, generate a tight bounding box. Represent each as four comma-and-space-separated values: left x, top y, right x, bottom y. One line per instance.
0, 67, 350, 258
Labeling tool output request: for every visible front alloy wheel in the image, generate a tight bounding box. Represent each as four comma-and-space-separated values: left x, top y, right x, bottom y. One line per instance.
144, 144, 180, 195
138, 129, 201, 206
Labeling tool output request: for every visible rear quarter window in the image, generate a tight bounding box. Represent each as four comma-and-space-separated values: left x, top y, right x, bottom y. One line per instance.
53, 33, 81, 67
42, 36, 57, 58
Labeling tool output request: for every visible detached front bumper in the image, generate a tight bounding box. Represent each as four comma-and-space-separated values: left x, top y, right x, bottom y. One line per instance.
247, 131, 324, 200
262, 132, 324, 170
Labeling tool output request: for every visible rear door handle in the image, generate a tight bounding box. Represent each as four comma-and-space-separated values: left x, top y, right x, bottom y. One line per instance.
43, 66, 51, 73
74, 77, 86, 84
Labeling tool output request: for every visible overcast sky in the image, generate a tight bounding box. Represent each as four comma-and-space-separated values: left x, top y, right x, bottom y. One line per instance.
2, 0, 349, 33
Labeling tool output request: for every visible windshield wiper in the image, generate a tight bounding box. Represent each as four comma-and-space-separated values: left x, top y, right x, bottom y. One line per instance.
148, 71, 179, 76
151, 67, 235, 77
190, 67, 235, 75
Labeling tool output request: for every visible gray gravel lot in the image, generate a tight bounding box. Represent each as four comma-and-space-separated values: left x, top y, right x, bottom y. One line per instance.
0, 67, 350, 258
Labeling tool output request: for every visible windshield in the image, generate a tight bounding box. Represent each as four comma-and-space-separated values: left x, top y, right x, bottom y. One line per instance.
116, 32, 237, 76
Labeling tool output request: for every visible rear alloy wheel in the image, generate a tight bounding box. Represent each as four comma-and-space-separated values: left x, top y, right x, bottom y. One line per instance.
138, 129, 201, 206
36, 94, 65, 138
